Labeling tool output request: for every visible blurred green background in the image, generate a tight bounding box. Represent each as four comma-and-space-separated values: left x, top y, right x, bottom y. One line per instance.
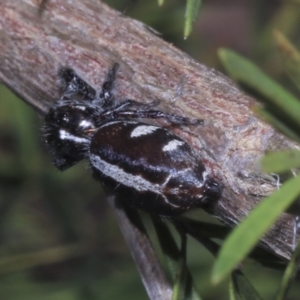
1, 0, 300, 299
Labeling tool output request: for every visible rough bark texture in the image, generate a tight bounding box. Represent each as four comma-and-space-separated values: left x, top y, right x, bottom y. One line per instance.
0, 0, 297, 265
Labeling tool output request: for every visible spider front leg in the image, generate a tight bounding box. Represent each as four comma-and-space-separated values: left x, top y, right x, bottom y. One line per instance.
100, 99, 160, 118
59, 68, 96, 101
94, 64, 160, 110
94, 63, 120, 108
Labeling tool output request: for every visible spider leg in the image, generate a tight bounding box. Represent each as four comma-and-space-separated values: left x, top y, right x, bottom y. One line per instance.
59, 68, 96, 101
102, 99, 160, 115
94, 63, 160, 110
94, 63, 119, 107
98, 109, 203, 125
97, 101, 138, 122
138, 99, 161, 110
109, 100, 145, 111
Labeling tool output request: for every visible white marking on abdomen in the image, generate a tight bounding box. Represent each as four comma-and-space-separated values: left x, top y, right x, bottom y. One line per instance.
162, 140, 184, 152
130, 125, 158, 138
90, 153, 180, 208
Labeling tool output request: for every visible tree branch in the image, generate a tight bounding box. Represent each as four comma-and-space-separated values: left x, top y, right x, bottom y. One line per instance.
0, 0, 297, 276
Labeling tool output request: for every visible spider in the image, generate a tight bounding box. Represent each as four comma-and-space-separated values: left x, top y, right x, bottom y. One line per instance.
44, 63, 222, 215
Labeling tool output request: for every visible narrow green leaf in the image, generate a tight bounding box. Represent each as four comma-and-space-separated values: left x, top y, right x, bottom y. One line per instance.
229, 276, 238, 300
184, 0, 201, 38
172, 232, 187, 300
274, 30, 300, 91
158, 0, 164, 6
212, 174, 300, 284
275, 239, 300, 300
260, 149, 300, 173
152, 219, 202, 300
218, 49, 300, 128
254, 106, 300, 142
152, 218, 181, 278
230, 271, 263, 300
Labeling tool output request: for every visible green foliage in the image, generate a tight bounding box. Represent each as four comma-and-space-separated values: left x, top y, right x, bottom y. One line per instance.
184, 0, 201, 38
219, 49, 300, 131
157, 0, 202, 37
275, 241, 300, 300
260, 150, 300, 174
274, 30, 300, 91
152, 219, 202, 300
229, 271, 264, 300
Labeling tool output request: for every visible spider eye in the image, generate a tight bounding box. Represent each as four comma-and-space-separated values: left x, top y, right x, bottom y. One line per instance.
53, 110, 72, 128
61, 112, 70, 125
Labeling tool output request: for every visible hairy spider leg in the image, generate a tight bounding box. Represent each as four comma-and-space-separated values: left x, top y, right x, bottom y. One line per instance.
60, 68, 96, 101
97, 108, 203, 125
100, 99, 160, 117
95, 63, 120, 108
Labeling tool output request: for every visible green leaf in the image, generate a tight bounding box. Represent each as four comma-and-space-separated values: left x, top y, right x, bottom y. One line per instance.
152, 219, 202, 300
184, 0, 201, 38
152, 218, 181, 279
274, 30, 300, 91
229, 271, 263, 300
275, 238, 300, 300
218, 49, 300, 128
158, 0, 164, 6
254, 106, 300, 142
211, 174, 300, 284
172, 232, 187, 300
260, 149, 300, 173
